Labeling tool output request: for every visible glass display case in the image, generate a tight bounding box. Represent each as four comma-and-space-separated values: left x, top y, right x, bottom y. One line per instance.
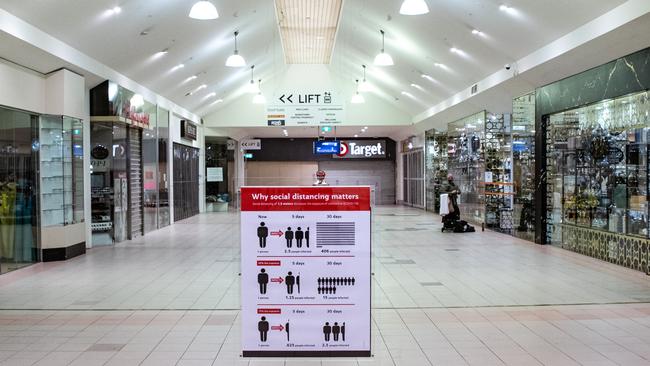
39, 116, 84, 227
447, 112, 486, 224
424, 129, 448, 213
547, 90, 650, 240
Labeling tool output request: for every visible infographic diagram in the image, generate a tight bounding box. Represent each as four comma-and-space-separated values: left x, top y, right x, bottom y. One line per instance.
241, 186, 371, 357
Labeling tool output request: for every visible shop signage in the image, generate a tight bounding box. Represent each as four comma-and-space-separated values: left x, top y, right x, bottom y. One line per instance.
206, 167, 224, 182
241, 139, 261, 150
266, 91, 345, 126
227, 140, 236, 150
335, 140, 386, 159
181, 120, 197, 141
240, 186, 372, 357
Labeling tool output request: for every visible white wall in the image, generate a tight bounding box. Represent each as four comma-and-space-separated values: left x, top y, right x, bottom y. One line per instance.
0, 59, 45, 112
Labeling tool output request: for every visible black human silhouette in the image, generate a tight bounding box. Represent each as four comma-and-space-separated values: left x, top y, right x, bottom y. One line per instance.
285, 227, 294, 248
295, 227, 304, 248
343, 278, 348, 286
305, 227, 310, 247
317, 286, 321, 294
258, 316, 269, 342
285, 321, 290, 341
323, 322, 332, 341
285, 271, 296, 294
296, 273, 301, 294
333, 322, 341, 341
332, 286, 336, 294
258, 269, 269, 294
257, 222, 268, 248
318, 278, 322, 286
351, 277, 355, 286
342, 322, 346, 341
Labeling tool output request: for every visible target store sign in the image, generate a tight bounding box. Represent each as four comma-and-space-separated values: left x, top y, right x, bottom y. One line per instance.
336, 140, 386, 159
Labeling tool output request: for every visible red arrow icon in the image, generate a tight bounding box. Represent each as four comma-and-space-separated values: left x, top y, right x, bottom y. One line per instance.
270, 277, 284, 283
271, 325, 285, 331
271, 230, 283, 237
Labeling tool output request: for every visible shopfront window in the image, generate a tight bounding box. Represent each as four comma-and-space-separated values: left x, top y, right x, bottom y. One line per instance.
205, 137, 231, 212
547, 91, 650, 242
425, 129, 448, 213
512, 93, 535, 240
157, 108, 170, 228
0, 107, 39, 274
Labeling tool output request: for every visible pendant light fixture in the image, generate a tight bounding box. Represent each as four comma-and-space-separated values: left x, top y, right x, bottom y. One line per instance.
359, 65, 373, 92
189, 1, 219, 20
225, 31, 246, 67
351, 80, 365, 104
374, 30, 394, 66
246, 65, 260, 93
399, 0, 429, 15
253, 80, 266, 104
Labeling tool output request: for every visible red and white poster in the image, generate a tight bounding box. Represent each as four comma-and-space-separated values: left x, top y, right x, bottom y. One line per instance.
241, 186, 371, 357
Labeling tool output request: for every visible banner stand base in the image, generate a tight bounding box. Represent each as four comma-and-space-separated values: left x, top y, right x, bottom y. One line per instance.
242, 351, 372, 358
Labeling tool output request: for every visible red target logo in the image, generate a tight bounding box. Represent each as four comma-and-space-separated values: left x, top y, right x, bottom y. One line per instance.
337, 142, 349, 156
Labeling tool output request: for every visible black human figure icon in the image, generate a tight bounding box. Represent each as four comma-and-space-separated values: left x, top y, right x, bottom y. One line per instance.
333, 322, 341, 341
323, 322, 332, 341
305, 227, 310, 247
332, 286, 336, 294
285, 321, 290, 341
285, 271, 296, 294
318, 278, 322, 286
258, 316, 269, 342
295, 227, 304, 248
285, 227, 294, 248
258, 268, 269, 294
342, 322, 346, 341
257, 222, 268, 248
317, 286, 321, 294
351, 277, 355, 286
296, 274, 301, 294
344, 278, 348, 286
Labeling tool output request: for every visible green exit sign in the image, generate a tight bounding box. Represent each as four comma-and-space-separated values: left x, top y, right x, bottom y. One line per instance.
321, 126, 332, 132
244, 153, 253, 159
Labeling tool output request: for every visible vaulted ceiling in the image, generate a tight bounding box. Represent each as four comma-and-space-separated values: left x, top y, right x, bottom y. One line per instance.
0, 0, 630, 119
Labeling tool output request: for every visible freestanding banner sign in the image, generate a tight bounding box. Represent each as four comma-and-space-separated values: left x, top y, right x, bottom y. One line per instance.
241, 186, 371, 357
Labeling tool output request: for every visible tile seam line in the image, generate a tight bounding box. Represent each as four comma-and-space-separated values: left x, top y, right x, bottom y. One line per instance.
1, 301, 649, 312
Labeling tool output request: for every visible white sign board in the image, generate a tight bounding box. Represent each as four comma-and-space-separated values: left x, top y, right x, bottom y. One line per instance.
266, 92, 345, 126
206, 167, 223, 182
242, 139, 262, 150
240, 186, 371, 357
227, 139, 236, 150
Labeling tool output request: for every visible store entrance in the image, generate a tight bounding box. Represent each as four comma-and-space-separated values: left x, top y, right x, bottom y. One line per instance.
0, 107, 39, 274
402, 149, 424, 208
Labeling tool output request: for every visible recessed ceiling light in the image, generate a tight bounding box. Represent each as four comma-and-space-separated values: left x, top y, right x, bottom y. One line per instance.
186, 75, 198, 82
111, 6, 122, 14
450, 47, 459, 53
154, 48, 169, 58
401, 91, 415, 98
472, 29, 482, 36
172, 63, 185, 71
364, 126, 368, 129
354, 134, 358, 138
434, 62, 444, 67
410, 83, 419, 88
206, 92, 216, 98
198, 84, 207, 90
499, 4, 509, 11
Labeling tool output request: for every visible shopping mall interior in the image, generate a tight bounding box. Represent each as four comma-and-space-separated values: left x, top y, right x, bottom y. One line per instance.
0, 0, 650, 365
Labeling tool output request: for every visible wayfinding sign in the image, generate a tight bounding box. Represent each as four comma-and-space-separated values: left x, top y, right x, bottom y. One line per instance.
240, 186, 371, 357
266, 91, 345, 126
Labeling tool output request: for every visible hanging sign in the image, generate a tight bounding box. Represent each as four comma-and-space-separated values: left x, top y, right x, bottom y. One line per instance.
266, 92, 345, 126
240, 186, 372, 357
242, 139, 262, 150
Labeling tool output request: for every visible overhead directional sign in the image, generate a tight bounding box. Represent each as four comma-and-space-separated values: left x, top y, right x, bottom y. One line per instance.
267, 91, 345, 126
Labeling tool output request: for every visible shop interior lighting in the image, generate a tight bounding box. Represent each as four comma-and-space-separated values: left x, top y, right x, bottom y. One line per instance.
252, 80, 266, 104
247, 65, 260, 93
351, 80, 365, 104
374, 30, 394, 66
189, 1, 219, 20
359, 65, 373, 92
399, 0, 429, 15
225, 31, 246, 67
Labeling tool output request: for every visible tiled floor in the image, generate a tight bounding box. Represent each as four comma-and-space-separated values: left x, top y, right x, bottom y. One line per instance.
0, 206, 649, 365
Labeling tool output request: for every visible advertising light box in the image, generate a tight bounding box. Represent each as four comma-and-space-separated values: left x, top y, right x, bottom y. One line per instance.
314, 140, 340, 155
